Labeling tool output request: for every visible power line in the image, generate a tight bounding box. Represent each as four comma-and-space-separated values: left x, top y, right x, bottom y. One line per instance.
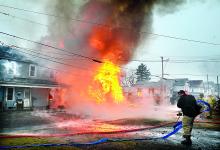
0, 6, 220, 64
13, 47, 92, 70
0, 31, 103, 63
0, 54, 163, 81
162, 55, 220, 59
11, 45, 82, 61
0, 38, 88, 58
168, 60, 220, 63
0, 42, 94, 71
0, 55, 95, 79
1, 51, 218, 81
1, 42, 138, 79
121, 58, 220, 63
0, 4, 220, 46
0, 4, 107, 27
0, 31, 181, 63
0, 33, 219, 81
0, 43, 96, 77
1, 11, 220, 63
0, 12, 213, 62
1, 41, 136, 73
166, 73, 219, 77
0, 11, 48, 27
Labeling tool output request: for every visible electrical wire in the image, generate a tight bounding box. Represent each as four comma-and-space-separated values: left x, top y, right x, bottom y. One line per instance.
0, 4, 219, 46
0, 11, 48, 27
0, 55, 95, 80
0, 31, 103, 63
0, 11, 220, 63
0, 42, 99, 78
1, 10, 220, 63
1, 39, 219, 79
0, 44, 92, 71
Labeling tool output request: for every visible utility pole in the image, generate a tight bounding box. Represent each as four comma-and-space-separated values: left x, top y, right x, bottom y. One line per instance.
161, 56, 164, 79
160, 56, 164, 105
160, 56, 165, 104
217, 75, 219, 97
207, 74, 209, 95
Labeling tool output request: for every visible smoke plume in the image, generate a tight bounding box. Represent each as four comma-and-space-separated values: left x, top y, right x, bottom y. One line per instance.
43, 0, 186, 119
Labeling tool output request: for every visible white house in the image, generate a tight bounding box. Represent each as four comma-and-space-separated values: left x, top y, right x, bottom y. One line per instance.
188, 80, 204, 98
173, 78, 189, 93
0, 46, 60, 111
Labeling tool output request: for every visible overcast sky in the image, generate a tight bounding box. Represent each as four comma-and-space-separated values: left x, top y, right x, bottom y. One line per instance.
0, 0, 219, 82
127, 0, 220, 82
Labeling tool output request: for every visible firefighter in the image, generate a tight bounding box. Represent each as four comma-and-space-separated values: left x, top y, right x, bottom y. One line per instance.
177, 90, 202, 145
16, 92, 23, 110
206, 95, 216, 119
197, 93, 206, 119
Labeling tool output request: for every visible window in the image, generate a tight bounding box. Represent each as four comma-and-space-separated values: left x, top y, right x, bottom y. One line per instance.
7, 88, 14, 100
8, 67, 13, 75
50, 71, 54, 79
29, 65, 36, 77
7, 62, 16, 75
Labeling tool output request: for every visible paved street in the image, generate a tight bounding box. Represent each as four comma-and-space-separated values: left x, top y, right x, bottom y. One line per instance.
0, 111, 219, 149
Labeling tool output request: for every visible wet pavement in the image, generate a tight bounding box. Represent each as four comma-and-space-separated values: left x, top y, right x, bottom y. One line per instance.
0, 110, 220, 149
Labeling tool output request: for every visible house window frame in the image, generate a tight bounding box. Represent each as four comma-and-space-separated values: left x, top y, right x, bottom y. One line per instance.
6, 87, 14, 101
7, 61, 16, 75
29, 64, 37, 77
50, 70, 55, 79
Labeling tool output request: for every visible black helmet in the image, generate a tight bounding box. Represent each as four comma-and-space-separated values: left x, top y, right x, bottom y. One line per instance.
178, 90, 185, 95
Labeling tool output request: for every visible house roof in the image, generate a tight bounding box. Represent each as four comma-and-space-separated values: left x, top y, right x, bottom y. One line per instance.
0, 78, 60, 88
189, 80, 203, 87
0, 46, 34, 63
135, 81, 161, 88
174, 78, 189, 86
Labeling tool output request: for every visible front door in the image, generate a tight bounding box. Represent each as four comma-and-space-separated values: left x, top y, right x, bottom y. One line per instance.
23, 88, 31, 107
0, 87, 4, 110
6, 87, 15, 109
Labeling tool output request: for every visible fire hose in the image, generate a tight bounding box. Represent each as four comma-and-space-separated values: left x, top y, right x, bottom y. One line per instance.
0, 100, 216, 149
1, 121, 219, 149
0, 121, 178, 149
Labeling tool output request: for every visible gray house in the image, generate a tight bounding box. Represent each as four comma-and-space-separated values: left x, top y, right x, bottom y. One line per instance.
173, 78, 189, 93
188, 80, 204, 98
204, 81, 215, 96
169, 78, 189, 105
0, 46, 59, 111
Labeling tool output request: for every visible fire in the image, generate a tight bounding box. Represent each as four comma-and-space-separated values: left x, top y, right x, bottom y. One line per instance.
137, 88, 143, 97
89, 60, 124, 104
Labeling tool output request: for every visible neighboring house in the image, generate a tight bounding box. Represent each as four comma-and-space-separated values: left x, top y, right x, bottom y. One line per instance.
124, 80, 165, 105
0, 46, 59, 111
164, 79, 176, 104
188, 80, 204, 98
173, 78, 189, 93
169, 78, 189, 104
204, 81, 215, 96
215, 83, 220, 97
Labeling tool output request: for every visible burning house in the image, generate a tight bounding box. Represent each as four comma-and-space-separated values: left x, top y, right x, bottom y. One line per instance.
0, 46, 59, 111
0, 0, 187, 117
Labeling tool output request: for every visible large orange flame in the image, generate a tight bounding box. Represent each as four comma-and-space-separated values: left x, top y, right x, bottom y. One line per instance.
89, 60, 124, 104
